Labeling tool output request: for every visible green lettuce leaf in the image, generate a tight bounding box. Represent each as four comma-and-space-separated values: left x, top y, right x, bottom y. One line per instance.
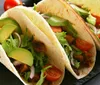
24, 71, 31, 81
36, 66, 52, 85
34, 52, 48, 73
2, 35, 18, 54
55, 32, 72, 56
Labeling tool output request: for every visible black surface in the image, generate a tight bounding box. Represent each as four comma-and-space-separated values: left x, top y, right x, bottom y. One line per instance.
0, 51, 100, 85
0, 0, 100, 85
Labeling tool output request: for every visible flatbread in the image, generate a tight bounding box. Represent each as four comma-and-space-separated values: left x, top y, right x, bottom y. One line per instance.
36, 0, 96, 79
0, 7, 65, 85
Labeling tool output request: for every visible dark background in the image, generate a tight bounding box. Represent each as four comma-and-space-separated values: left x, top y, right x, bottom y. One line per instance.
0, 0, 100, 85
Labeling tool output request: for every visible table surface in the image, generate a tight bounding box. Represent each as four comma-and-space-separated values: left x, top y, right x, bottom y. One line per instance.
0, 0, 100, 85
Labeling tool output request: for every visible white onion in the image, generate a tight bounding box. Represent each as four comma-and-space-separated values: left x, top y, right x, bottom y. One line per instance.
13, 61, 22, 66
13, 32, 21, 47
41, 14, 50, 19
30, 66, 35, 79
70, 51, 75, 66
86, 23, 97, 34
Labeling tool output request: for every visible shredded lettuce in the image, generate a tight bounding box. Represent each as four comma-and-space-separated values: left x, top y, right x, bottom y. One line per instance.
55, 32, 72, 56
20, 29, 35, 57
71, 45, 82, 55
47, 16, 67, 26
24, 71, 31, 81
55, 32, 67, 46
36, 66, 52, 85
2, 35, 18, 54
21, 29, 33, 48
34, 52, 48, 73
74, 60, 80, 69
86, 14, 96, 26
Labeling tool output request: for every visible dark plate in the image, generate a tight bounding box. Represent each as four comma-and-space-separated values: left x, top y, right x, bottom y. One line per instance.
0, 0, 100, 85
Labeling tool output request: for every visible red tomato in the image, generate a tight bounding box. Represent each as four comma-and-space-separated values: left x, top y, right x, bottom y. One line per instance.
75, 38, 93, 51
44, 65, 62, 82
97, 34, 100, 39
4, 0, 23, 11
92, 14, 100, 26
50, 26, 62, 33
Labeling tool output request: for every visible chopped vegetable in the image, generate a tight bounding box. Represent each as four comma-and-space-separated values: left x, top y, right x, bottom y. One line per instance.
92, 14, 100, 26
47, 16, 67, 26
62, 21, 78, 38
71, 45, 82, 55
55, 32, 72, 56
34, 52, 48, 73
2, 35, 18, 54
24, 71, 30, 81
51, 26, 62, 33
86, 14, 96, 26
4, 0, 23, 11
70, 52, 80, 69
74, 60, 80, 69
76, 38, 93, 51
30, 66, 35, 79
36, 66, 51, 85
44, 65, 62, 82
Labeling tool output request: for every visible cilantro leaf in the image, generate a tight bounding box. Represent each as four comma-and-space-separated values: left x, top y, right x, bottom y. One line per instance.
34, 52, 48, 73
36, 66, 51, 85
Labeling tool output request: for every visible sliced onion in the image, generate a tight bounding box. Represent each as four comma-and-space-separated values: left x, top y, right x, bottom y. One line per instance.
41, 14, 50, 19
13, 32, 21, 47
13, 61, 22, 66
70, 51, 75, 66
30, 66, 35, 79
86, 23, 97, 34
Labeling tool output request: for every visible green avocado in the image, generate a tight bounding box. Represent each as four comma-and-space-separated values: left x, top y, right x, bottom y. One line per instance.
70, 4, 89, 19
86, 14, 96, 25
8, 48, 33, 66
0, 24, 17, 43
0, 18, 21, 34
47, 16, 67, 26
46, 15, 78, 37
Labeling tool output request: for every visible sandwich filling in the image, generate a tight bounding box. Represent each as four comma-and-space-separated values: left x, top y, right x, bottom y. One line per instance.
0, 17, 62, 85
41, 14, 93, 75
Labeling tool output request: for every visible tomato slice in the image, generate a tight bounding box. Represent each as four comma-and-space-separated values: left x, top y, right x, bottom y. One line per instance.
50, 26, 62, 33
44, 65, 62, 82
4, 0, 23, 11
92, 14, 100, 26
75, 38, 93, 51
97, 34, 100, 39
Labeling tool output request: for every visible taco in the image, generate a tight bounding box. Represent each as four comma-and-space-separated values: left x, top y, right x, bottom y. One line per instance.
0, 6, 65, 85
66, 0, 100, 50
34, 0, 96, 79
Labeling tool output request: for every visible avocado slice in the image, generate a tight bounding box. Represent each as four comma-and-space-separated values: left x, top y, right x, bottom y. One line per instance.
70, 4, 89, 19
86, 14, 96, 25
62, 21, 78, 38
68, 0, 100, 17
0, 24, 17, 43
0, 18, 21, 34
8, 48, 33, 66
47, 16, 67, 26
46, 15, 78, 37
